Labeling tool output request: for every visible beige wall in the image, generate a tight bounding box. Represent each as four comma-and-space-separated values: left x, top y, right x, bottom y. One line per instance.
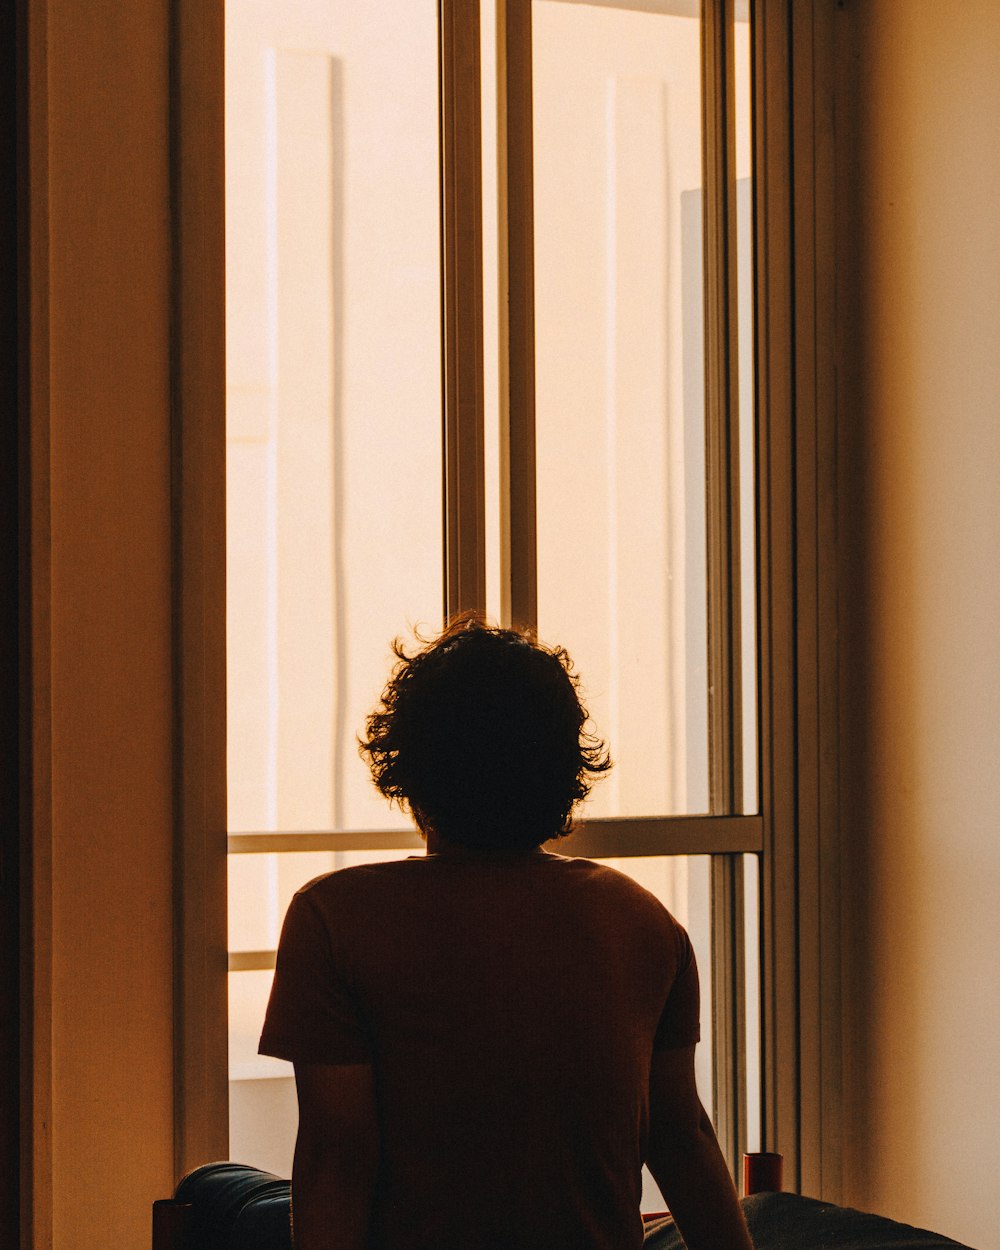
26, 0, 1000, 1244
29, 0, 176, 1245
842, 2, 1000, 1245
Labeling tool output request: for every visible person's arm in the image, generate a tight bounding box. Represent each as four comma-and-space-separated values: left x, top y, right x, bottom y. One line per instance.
645, 1044, 755, 1250
291, 1061, 379, 1250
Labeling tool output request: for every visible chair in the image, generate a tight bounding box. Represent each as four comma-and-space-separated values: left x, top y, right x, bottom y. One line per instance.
152, 1153, 787, 1250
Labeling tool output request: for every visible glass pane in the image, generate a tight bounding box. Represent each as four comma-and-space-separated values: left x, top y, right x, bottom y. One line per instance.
228, 846, 416, 1169
230, 969, 291, 1083
532, 1, 709, 819
735, 3, 759, 813
225, 0, 443, 837
480, 0, 504, 625
228, 849, 413, 953
229, 850, 335, 952
595, 855, 711, 1211
230, 1071, 298, 1177
743, 852, 761, 1154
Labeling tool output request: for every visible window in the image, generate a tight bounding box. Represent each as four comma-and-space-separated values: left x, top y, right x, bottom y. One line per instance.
223, 0, 761, 1194
167, 0, 849, 1202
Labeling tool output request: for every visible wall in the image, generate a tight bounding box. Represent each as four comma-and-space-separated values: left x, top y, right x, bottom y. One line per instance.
842, 2, 1000, 1246
27, 0, 176, 1245
23, 0, 1000, 1243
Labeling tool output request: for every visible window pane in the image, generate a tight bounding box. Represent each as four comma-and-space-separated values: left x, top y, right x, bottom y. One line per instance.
743, 852, 761, 1154
532, 1, 709, 819
229, 969, 289, 1083
228, 850, 336, 952
735, 4, 758, 813
480, 0, 504, 626
230, 1072, 299, 1178
225, 0, 443, 837
228, 847, 415, 1168
596, 855, 712, 1211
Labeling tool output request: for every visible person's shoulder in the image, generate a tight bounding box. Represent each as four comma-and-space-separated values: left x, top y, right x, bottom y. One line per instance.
301, 856, 424, 887
554, 855, 686, 928
550, 854, 660, 897
549, 854, 649, 890
295, 857, 425, 904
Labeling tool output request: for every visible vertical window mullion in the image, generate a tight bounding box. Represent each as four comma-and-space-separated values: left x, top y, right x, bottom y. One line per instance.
495, 0, 537, 633
441, 0, 487, 620
703, 0, 749, 1182
704, 0, 744, 812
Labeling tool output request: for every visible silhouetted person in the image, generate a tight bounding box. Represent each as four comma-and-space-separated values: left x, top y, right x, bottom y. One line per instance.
260, 616, 755, 1250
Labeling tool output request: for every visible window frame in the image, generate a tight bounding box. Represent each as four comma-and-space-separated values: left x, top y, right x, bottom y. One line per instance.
753, 0, 845, 1200
171, 0, 846, 1199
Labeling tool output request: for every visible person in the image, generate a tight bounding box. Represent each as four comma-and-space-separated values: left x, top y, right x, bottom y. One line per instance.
259, 616, 755, 1250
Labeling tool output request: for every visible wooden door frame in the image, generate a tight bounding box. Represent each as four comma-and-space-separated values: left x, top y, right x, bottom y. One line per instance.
169, 0, 229, 1179
3, 0, 25, 1243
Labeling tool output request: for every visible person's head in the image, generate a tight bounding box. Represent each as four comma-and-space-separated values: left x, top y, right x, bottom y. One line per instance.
360, 615, 612, 852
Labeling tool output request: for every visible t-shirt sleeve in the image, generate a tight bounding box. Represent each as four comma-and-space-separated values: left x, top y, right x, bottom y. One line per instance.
653, 922, 701, 1050
258, 887, 372, 1065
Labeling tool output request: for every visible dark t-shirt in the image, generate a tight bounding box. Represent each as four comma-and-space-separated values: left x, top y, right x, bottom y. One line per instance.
259, 849, 701, 1250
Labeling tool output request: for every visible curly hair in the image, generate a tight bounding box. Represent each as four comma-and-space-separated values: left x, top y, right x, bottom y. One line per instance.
359, 615, 612, 851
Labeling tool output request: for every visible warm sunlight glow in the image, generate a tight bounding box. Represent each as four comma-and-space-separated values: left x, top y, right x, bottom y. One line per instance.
532, 1, 708, 817
224, 0, 758, 1181
225, 0, 441, 1165
225, 0, 443, 840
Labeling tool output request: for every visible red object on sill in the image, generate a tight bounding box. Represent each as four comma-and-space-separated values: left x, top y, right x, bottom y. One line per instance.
641, 1150, 784, 1226
744, 1151, 784, 1195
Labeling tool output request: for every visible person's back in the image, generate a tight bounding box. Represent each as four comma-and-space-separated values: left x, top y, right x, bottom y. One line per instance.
260, 850, 699, 1249
259, 617, 755, 1249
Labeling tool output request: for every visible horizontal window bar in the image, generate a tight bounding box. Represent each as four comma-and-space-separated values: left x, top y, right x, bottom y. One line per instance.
227, 823, 761, 976
227, 815, 762, 857
558, 815, 761, 858
229, 950, 277, 973
228, 830, 426, 854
